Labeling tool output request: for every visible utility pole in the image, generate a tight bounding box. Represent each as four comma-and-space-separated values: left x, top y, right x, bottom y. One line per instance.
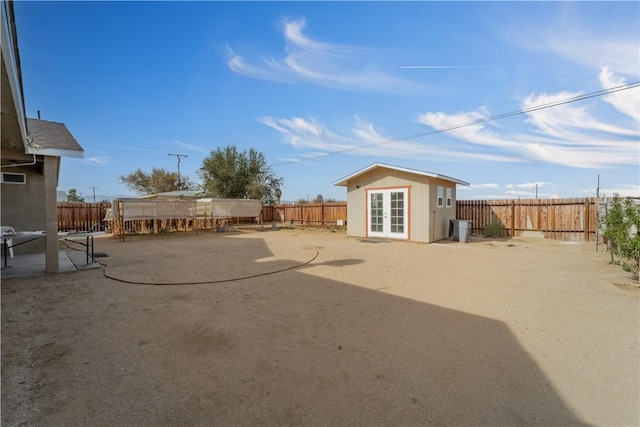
596, 174, 600, 252
168, 153, 188, 188
90, 186, 98, 203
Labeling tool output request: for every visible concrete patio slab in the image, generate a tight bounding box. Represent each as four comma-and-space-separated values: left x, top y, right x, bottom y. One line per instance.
0, 250, 100, 279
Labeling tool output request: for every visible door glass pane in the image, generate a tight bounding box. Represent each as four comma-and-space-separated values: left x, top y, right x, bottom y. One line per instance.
370, 193, 384, 232
389, 191, 404, 233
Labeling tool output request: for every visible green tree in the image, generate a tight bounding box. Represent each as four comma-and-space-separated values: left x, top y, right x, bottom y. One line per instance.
313, 194, 324, 203
119, 167, 195, 195
199, 146, 283, 204
66, 188, 85, 202
601, 194, 640, 278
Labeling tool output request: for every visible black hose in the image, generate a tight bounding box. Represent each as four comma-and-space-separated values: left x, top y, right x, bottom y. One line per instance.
101, 247, 320, 286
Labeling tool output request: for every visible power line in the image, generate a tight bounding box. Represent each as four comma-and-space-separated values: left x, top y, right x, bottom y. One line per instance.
271, 81, 640, 168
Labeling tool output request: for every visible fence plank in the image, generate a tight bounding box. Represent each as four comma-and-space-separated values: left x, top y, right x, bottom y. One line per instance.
454, 197, 608, 242
60, 199, 608, 242
57, 202, 111, 232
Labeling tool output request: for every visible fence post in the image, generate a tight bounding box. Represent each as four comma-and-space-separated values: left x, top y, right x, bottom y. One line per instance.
510, 200, 515, 237
118, 200, 125, 242
584, 198, 589, 242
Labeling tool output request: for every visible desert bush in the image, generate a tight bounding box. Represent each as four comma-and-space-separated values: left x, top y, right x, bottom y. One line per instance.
601, 195, 640, 279
484, 220, 504, 238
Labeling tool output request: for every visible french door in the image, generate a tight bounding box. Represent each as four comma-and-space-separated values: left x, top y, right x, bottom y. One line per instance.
367, 188, 408, 239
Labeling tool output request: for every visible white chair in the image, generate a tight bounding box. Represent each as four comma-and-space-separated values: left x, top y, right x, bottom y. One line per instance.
1, 226, 16, 258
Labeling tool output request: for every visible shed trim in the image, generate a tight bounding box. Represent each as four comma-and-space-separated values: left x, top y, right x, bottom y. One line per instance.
332, 162, 470, 187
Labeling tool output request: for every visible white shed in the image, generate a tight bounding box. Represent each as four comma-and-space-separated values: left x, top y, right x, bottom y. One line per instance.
332, 163, 470, 243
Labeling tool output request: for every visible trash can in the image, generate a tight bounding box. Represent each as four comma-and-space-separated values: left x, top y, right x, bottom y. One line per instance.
450, 219, 460, 241
458, 220, 472, 243
450, 219, 472, 243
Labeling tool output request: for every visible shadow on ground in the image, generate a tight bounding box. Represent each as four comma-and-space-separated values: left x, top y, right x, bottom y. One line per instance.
1, 233, 586, 426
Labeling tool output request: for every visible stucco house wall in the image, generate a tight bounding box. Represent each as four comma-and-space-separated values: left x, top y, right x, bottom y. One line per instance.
2, 119, 82, 258
2, 2, 83, 270
1, 152, 59, 253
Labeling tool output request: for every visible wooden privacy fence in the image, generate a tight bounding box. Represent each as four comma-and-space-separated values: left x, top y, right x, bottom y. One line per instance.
58, 202, 111, 232
262, 203, 347, 226
456, 198, 600, 242
60, 199, 603, 241
57, 202, 348, 233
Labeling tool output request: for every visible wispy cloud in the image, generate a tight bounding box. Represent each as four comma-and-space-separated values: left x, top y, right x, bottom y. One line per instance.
540, 34, 638, 77
262, 68, 638, 169
506, 182, 549, 189
464, 192, 561, 200
505, 190, 539, 197
599, 67, 640, 122
120, 145, 163, 154
175, 140, 208, 153
416, 68, 639, 169
400, 65, 544, 70
227, 18, 424, 93
462, 182, 561, 199
261, 115, 517, 165
84, 154, 114, 166
507, 13, 639, 77
582, 185, 640, 198
470, 183, 499, 189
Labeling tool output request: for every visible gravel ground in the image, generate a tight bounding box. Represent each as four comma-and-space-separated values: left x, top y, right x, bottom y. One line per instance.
2, 228, 638, 426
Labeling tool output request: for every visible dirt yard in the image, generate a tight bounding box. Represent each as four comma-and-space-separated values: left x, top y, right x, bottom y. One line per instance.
2, 228, 638, 426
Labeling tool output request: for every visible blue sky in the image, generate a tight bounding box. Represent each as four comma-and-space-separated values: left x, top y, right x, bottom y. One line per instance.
14, 1, 640, 202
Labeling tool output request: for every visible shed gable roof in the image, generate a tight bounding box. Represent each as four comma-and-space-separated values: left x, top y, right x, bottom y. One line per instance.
26, 118, 83, 158
332, 162, 470, 187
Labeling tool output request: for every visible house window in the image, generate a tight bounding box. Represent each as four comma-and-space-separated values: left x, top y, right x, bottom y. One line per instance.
437, 186, 443, 208
1, 172, 26, 184
446, 188, 452, 207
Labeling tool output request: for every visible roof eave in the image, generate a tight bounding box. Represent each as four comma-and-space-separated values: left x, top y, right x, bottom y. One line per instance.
1, 2, 28, 151
25, 146, 84, 158
331, 162, 384, 186
435, 174, 470, 186
332, 162, 470, 187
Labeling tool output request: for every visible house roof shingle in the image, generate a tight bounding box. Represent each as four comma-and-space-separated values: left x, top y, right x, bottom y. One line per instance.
26, 118, 83, 152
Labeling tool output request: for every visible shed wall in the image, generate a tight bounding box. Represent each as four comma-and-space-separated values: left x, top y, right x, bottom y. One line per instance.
411, 179, 431, 242
428, 177, 457, 241
344, 169, 458, 243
